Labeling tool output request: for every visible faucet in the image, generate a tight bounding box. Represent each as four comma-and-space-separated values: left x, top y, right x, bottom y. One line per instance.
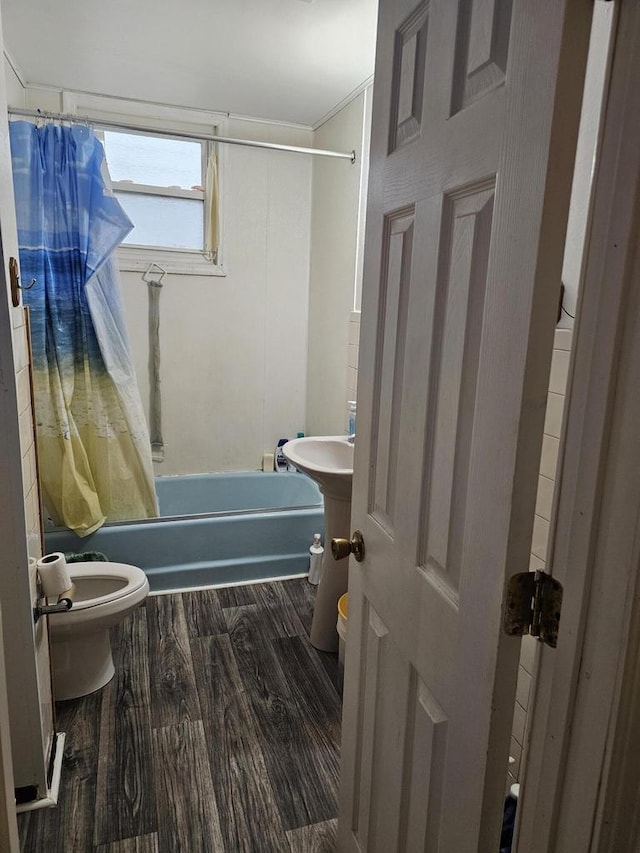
347, 433, 355, 444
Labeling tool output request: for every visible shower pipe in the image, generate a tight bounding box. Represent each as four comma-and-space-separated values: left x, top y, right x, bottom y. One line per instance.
7, 107, 357, 163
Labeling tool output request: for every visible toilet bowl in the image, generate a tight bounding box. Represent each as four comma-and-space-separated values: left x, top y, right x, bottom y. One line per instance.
48, 561, 150, 701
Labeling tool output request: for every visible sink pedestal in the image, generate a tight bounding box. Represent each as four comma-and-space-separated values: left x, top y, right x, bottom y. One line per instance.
280, 436, 354, 653
310, 491, 351, 653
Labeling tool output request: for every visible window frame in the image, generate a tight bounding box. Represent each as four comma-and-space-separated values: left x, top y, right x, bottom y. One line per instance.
62, 91, 227, 277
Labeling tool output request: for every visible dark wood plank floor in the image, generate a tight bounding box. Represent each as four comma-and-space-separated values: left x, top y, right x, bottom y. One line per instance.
18, 579, 341, 853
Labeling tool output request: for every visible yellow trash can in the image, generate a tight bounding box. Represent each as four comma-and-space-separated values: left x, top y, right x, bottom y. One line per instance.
337, 593, 348, 675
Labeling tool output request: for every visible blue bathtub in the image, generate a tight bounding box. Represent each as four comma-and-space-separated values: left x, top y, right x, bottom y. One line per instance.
45, 472, 324, 592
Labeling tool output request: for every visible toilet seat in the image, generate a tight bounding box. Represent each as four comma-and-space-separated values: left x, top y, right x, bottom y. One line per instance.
63, 561, 148, 610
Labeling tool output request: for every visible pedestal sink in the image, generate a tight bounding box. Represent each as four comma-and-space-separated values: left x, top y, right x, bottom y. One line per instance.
283, 436, 353, 652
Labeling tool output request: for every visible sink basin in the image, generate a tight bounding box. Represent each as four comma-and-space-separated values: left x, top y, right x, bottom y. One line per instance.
283, 436, 353, 500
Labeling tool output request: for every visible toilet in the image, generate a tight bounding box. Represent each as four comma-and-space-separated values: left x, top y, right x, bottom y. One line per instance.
48, 562, 150, 701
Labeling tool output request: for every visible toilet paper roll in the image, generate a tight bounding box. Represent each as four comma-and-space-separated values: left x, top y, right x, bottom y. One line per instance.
37, 552, 72, 598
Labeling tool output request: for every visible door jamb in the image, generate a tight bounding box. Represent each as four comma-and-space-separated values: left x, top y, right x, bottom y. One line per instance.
517, 0, 640, 847
0, 606, 19, 852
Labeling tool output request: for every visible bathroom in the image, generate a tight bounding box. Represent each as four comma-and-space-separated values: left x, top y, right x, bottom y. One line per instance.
0, 0, 638, 851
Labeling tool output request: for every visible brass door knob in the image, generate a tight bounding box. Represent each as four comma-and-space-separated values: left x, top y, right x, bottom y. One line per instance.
331, 530, 365, 562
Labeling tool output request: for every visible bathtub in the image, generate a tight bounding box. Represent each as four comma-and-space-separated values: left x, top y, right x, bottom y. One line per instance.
45, 472, 324, 593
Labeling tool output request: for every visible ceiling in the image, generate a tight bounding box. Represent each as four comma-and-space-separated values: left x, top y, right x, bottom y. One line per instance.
1, 0, 378, 127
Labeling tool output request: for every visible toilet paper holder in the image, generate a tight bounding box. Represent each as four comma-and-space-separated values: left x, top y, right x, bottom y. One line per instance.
33, 585, 76, 624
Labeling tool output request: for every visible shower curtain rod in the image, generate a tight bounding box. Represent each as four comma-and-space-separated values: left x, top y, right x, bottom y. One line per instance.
7, 107, 357, 163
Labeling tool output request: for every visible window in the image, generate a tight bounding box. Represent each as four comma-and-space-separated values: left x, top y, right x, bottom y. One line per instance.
99, 128, 221, 275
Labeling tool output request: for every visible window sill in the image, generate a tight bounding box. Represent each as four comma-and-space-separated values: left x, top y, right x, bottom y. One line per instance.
116, 246, 226, 277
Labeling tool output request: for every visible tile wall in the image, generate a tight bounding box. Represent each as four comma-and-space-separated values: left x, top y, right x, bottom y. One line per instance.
345, 311, 361, 426
508, 327, 572, 788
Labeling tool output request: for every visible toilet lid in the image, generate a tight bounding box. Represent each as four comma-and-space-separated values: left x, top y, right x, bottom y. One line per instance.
64, 562, 148, 610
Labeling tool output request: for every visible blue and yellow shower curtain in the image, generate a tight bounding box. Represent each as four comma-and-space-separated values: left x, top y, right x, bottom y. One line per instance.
9, 121, 158, 535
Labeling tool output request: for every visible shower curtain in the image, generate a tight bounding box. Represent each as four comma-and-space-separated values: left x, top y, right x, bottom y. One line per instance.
9, 121, 159, 536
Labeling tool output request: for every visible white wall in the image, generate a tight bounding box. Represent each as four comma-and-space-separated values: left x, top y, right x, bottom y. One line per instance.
559, 1, 614, 327
9, 81, 368, 476
121, 118, 313, 475
307, 90, 369, 436
3, 53, 24, 108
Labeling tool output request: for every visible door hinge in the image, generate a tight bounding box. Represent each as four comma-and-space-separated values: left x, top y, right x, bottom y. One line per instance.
503, 570, 563, 648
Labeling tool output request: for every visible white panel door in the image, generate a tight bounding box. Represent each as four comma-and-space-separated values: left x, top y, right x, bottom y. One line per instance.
339, 0, 592, 850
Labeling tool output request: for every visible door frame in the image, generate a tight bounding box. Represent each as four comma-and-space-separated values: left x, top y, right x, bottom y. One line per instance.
0, 16, 52, 800
517, 0, 640, 848
0, 607, 19, 852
